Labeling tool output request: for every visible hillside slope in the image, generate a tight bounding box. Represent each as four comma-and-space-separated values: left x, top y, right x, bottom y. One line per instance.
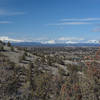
0, 41, 100, 100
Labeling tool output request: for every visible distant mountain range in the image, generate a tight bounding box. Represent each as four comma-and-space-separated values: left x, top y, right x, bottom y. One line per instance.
12, 42, 100, 47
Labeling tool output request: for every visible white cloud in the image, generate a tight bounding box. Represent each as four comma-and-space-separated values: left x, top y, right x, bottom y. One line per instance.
48, 17, 100, 26
57, 37, 84, 44
41, 40, 55, 44
48, 22, 91, 26
65, 41, 78, 44
87, 40, 99, 43
61, 18, 100, 21
0, 9, 25, 16
0, 21, 12, 24
0, 36, 24, 42
0, 36, 99, 44
58, 37, 84, 41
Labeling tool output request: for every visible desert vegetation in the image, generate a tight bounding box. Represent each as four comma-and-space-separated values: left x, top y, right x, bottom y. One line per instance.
0, 41, 100, 100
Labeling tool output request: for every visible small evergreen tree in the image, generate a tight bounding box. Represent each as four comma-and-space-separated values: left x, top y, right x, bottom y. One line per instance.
11, 46, 14, 51
7, 41, 11, 47
0, 46, 4, 51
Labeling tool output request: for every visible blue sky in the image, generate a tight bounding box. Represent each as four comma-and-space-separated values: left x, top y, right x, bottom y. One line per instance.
0, 0, 100, 43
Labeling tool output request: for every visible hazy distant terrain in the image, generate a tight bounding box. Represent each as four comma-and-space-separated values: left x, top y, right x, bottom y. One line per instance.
12, 42, 100, 47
